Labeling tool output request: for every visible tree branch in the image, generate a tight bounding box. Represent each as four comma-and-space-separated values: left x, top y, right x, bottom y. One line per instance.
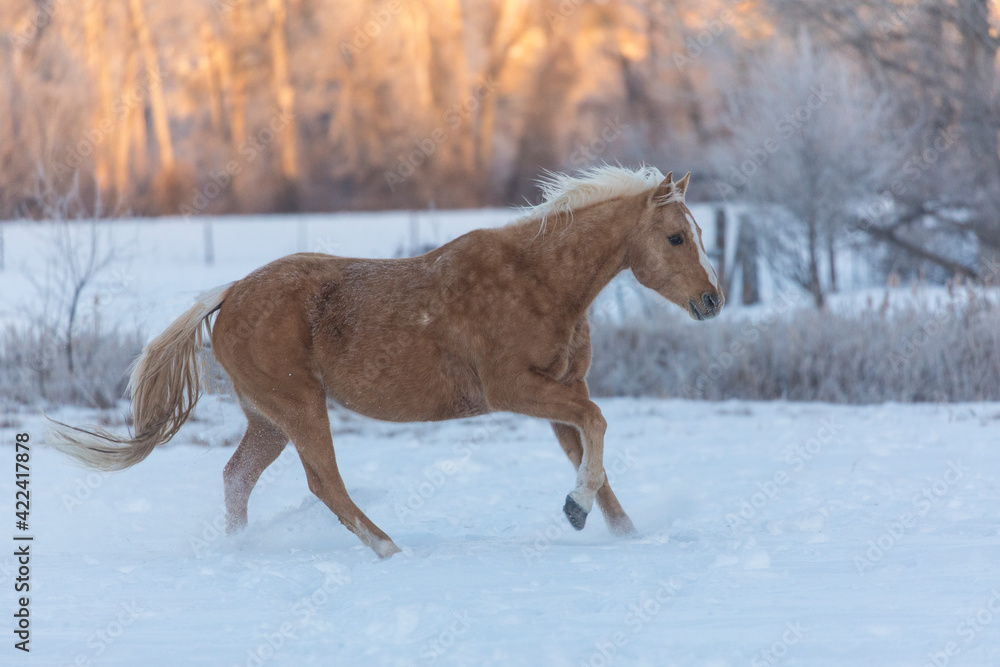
860, 223, 978, 279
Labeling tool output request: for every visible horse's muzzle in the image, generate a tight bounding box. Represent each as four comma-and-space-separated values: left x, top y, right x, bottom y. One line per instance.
689, 292, 723, 321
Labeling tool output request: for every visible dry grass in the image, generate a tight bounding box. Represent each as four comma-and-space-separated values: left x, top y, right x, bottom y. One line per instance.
0, 320, 143, 408
589, 289, 1000, 403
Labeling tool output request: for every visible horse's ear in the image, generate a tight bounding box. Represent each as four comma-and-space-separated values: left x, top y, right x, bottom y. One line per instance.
676, 172, 691, 197
652, 172, 678, 207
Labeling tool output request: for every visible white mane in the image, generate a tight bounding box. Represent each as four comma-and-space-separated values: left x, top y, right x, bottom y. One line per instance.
519, 165, 682, 228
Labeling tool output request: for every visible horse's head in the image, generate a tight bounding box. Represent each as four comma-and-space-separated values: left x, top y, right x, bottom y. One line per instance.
627, 172, 724, 320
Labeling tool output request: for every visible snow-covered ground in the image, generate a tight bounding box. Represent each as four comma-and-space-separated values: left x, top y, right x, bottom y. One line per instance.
2, 397, 1000, 666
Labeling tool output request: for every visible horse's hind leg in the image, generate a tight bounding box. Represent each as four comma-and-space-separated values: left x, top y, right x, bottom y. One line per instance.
551, 422, 637, 536
224, 408, 289, 533
257, 384, 401, 559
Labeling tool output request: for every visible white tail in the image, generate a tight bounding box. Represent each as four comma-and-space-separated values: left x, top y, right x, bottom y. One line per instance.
47, 283, 233, 471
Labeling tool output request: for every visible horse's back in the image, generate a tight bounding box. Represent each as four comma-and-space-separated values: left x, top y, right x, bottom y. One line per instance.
213, 250, 491, 423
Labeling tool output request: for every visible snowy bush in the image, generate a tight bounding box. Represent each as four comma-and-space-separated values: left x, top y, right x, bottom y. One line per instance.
589, 288, 1000, 403
0, 319, 143, 408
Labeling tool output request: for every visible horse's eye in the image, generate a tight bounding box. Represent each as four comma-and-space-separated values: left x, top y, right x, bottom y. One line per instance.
668, 235, 683, 246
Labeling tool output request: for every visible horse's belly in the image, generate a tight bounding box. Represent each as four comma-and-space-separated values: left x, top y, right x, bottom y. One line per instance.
321, 349, 489, 423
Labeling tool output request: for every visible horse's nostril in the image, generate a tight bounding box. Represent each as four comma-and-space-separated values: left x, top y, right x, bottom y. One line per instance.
703, 292, 717, 310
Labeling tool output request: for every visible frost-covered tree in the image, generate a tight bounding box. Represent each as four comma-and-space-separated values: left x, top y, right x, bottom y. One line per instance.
712, 30, 901, 307
766, 0, 1000, 279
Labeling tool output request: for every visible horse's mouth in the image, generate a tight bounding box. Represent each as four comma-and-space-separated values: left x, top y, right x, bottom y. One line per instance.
688, 299, 721, 321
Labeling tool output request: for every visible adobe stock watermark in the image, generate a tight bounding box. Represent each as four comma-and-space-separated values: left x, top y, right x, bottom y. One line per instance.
189, 449, 297, 558
545, 0, 586, 27
672, 9, 736, 69
54, 70, 163, 179
726, 416, 840, 530
877, 0, 922, 36
588, 295, 625, 328
237, 567, 351, 667
685, 290, 798, 398
750, 620, 808, 667
894, 125, 961, 189
715, 85, 837, 200
94, 268, 136, 308
61, 469, 113, 513
569, 117, 627, 167
889, 309, 952, 370
8, 0, 69, 50
854, 460, 967, 574
339, 0, 403, 60
579, 578, 683, 667
362, 278, 472, 392
420, 611, 472, 663
851, 125, 961, 244
212, 0, 248, 13
312, 235, 342, 256
180, 109, 294, 219
394, 414, 505, 523
522, 448, 637, 562
232, 297, 280, 340
925, 588, 1000, 667
360, 330, 418, 383
69, 600, 141, 665
384, 76, 500, 191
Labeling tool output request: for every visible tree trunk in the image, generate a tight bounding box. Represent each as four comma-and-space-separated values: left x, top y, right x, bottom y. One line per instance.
738, 214, 760, 305
129, 58, 149, 181
808, 216, 825, 308
128, 0, 174, 174
426, 0, 473, 174
476, 0, 530, 196
827, 231, 837, 293
231, 62, 247, 157
201, 23, 226, 135
65, 283, 81, 375
267, 0, 299, 210
715, 207, 727, 295
83, 0, 113, 194
115, 50, 139, 202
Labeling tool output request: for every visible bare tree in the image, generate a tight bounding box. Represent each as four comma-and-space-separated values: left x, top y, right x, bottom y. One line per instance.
765, 0, 1000, 277
266, 0, 299, 210
6, 0, 997, 228
712, 30, 901, 307
128, 0, 174, 178
26, 206, 119, 377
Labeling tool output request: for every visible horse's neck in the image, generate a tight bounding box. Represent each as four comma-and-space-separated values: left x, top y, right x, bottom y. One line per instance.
515, 197, 638, 315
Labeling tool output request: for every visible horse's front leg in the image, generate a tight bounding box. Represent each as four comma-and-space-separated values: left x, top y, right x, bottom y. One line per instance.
551, 422, 636, 536
487, 375, 608, 530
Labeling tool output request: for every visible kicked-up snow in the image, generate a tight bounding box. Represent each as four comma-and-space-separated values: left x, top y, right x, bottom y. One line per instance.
2, 396, 999, 666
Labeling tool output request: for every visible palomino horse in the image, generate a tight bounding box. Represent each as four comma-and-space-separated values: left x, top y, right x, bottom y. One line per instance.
50, 166, 723, 559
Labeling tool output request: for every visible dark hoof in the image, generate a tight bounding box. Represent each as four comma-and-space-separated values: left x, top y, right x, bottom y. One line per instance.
563, 494, 588, 531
